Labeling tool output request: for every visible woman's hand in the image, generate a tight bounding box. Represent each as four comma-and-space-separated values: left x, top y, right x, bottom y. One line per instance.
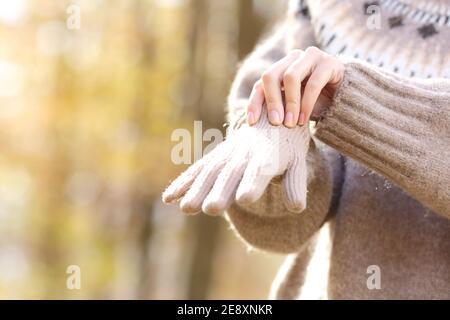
246, 47, 345, 127
162, 108, 311, 214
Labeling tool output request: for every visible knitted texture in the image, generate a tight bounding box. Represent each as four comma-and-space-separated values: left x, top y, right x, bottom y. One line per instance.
163, 109, 311, 214
163, 0, 450, 299
224, 0, 450, 299
316, 58, 450, 217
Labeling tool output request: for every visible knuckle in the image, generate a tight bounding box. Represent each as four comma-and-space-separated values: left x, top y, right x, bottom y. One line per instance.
285, 100, 300, 109
253, 80, 262, 90
247, 103, 256, 112
261, 71, 273, 83
283, 71, 297, 83
305, 46, 320, 55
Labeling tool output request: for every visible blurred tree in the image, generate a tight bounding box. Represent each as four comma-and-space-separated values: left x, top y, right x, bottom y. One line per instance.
0, 0, 286, 299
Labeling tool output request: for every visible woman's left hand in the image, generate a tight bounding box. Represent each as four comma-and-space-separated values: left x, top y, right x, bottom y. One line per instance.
246, 47, 345, 127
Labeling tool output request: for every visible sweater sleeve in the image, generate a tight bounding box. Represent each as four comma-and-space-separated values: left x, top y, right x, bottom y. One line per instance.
224, 7, 341, 254
315, 59, 450, 218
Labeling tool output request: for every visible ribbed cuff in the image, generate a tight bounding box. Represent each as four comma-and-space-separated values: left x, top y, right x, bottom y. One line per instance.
315, 59, 449, 185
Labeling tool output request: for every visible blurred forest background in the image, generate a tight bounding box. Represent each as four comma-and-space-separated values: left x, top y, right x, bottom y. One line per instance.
0, 0, 288, 299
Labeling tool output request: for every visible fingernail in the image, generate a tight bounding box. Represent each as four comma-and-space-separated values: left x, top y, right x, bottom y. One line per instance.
247, 111, 255, 125
299, 112, 306, 125
284, 112, 294, 127
269, 110, 281, 125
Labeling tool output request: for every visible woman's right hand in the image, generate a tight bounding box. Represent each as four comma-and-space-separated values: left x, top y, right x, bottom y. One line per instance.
162, 107, 311, 215
246, 47, 344, 127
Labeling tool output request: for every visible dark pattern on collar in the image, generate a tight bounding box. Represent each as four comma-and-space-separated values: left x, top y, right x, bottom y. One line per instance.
418, 24, 438, 38
388, 16, 403, 28
296, 0, 310, 18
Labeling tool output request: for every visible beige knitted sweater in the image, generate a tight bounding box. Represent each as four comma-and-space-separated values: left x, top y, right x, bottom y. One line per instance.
225, 0, 450, 299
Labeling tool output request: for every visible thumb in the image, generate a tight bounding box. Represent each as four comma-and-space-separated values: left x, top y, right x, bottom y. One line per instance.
282, 155, 308, 213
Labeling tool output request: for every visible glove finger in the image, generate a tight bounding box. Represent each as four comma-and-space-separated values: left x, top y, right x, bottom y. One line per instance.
162, 141, 225, 203
162, 157, 207, 204
282, 156, 308, 213
235, 157, 275, 205
180, 153, 230, 214
202, 154, 248, 215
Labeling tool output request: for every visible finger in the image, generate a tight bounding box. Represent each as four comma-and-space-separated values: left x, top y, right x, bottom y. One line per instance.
300, 61, 334, 125
246, 80, 265, 126
282, 156, 308, 213
162, 154, 210, 203
180, 155, 229, 214
202, 155, 248, 215
261, 50, 302, 126
162, 140, 229, 203
235, 158, 276, 205
283, 52, 318, 127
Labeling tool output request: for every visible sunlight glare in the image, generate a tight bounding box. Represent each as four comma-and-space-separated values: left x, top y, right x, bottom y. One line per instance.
0, 0, 27, 25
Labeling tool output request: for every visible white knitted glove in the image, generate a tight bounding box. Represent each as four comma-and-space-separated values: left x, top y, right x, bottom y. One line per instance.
162, 109, 311, 214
